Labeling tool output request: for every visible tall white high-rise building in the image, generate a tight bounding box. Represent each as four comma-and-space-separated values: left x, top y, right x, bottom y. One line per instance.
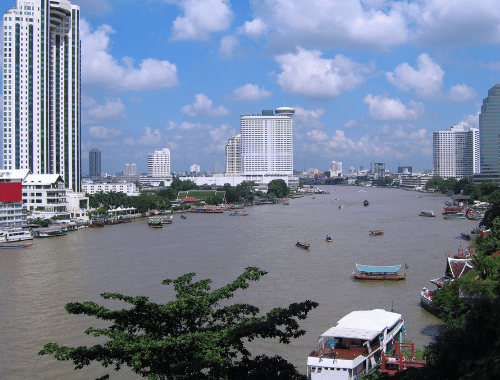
148, 148, 171, 176
433, 125, 480, 179
190, 164, 200, 173
240, 108, 294, 176
130, 163, 137, 175
2, 0, 81, 191
225, 134, 241, 176
329, 161, 342, 177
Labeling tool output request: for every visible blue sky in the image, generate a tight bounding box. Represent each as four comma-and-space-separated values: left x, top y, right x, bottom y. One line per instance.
5, 0, 500, 175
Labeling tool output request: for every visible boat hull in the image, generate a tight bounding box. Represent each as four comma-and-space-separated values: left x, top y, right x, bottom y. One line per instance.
0, 242, 34, 248
352, 273, 406, 281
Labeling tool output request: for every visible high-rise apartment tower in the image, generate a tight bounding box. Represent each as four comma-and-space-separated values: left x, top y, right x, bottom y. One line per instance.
433, 126, 480, 179
225, 134, 241, 176
2, 0, 81, 191
240, 107, 294, 176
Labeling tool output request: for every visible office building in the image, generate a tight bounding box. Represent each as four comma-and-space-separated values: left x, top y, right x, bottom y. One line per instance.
225, 135, 241, 176
2, 0, 81, 191
329, 161, 342, 177
371, 162, 386, 179
433, 126, 480, 179
398, 166, 413, 175
240, 107, 294, 176
148, 147, 171, 176
478, 84, 500, 181
130, 163, 137, 175
190, 164, 200, 174
89, 148, 101, 180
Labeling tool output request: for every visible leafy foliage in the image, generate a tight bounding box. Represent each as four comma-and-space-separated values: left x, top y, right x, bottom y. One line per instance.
39, 268, 318, 380
267, 179, 290, 199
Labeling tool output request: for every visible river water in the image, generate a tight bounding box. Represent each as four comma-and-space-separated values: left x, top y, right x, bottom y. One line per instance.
0, 186, 480, 379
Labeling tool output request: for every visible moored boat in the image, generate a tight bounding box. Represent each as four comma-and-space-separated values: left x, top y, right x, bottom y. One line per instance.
31, 227, 67, 238
369, 230, 384, 236
352, 264, 407, 280
306, 309, 405, 380
0, 241, 34, 249
443, 213, 466, 220
296, 241, 310, 249
0, 227, 34, 243
90, 220, 105, 227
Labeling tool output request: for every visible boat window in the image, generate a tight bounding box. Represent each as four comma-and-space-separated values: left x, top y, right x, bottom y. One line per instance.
317, 368, 322, 373
311, 367, 316, 373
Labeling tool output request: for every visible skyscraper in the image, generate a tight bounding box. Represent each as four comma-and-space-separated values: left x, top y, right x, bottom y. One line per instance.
2, 0, 81, 191
148, 148, 171, 176
89, 148, 101, 180
479, 84, 500, 181
433, 126, 480, 179
240, 107, 294, 176
225, 134, 241, 176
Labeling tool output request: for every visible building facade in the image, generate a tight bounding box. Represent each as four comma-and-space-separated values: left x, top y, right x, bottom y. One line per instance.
225, 134, 241, 176
2, 0, 81, 192
89, 147, 101, 180
81, 181, 138, 196
148, 147, 171, 177
0, 170, 30, 227
329, 161, 342, 177
433, 126, 480, 179
478, 84, 500, 182
371, 162, 386, 179
22, 174, 68, 216
240, 108, 294, 176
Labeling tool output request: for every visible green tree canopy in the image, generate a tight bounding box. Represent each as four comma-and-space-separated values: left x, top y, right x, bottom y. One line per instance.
267, 179, 290, 199
39, 268, 318, 380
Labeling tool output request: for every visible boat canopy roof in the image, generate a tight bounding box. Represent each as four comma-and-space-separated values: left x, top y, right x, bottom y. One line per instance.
320, 309, 402, 341
356, 264, 401, 273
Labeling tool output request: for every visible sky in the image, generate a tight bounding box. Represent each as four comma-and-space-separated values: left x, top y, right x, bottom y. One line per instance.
4, 0, 500, 175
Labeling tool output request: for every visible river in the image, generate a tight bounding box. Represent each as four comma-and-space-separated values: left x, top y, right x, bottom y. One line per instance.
0, 186, 480, 379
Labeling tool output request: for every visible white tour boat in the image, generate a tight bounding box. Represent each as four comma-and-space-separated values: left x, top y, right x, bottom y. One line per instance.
307, 309, 405, 380
0, 227, 34, 243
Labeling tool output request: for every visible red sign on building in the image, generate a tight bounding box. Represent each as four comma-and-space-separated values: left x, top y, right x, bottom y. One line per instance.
0, 183, 23, 202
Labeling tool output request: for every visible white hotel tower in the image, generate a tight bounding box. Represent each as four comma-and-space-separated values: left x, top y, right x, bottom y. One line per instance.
148, 147, 171, 176
2, 0, 81, 191
433, 125, 480, 179
240, 107, 294, 176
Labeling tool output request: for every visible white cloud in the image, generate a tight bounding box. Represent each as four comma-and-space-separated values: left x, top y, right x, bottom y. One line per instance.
204, 124, 237, 154
275, 48, 375, 99
363, 94, 425, 120
82, 96, 127, 124
412, 1, 500, 46
253, 0, 409, 51
172, 0, 233, 41
448, 84, 477, 102
166, 120, 213, 132
125, 127, 163, 146
386, 53, 444, 99
81, 20, 178, 91
228, 84, 272, 102
89, 125, 122, 139
180, 94, 229, 117
301, 124, 431, 159
219, 35, 239, 59
237, 18, 268, 39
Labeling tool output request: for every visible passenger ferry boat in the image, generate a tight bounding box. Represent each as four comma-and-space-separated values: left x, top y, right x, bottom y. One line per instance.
307, 309, 405, 379
0, 228, 34, 245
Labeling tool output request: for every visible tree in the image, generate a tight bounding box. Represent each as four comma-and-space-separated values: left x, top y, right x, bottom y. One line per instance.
267, 179, 290, 199
39, 267, 318, 380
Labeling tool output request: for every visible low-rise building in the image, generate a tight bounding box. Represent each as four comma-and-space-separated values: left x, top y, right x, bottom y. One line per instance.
0, 170, 30, 227
23, 174, 69, 218
82, 181, 139, 196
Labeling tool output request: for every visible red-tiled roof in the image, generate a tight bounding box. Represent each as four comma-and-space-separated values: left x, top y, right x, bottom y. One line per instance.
446, 258, 475, 279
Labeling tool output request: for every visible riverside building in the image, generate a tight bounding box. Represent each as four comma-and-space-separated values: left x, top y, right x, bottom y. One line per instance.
225, 134, 241, 176
433, 126, 480, 179
240, 108, 294, 176
2, 0, 82, 192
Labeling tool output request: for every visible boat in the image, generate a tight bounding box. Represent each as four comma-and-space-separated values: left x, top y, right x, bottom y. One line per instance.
161, 215, 173, 224
148, 217, 163, 228
443, 213, 466, 220
229, 211, 248, 216
326, 234, 333, 242
419, 210, 435, 217
363, 199, 369, 206
369, 230, 384, 236
31, 227, 67, 238
296, 241, 310, 249
352, 264, 407, 281
307, 309, 406, 380
90, 220, 105, 227
442, 206, 463, 215
180, 215, 187, 219
0, 227, 34, 243
0, 241, 34, 249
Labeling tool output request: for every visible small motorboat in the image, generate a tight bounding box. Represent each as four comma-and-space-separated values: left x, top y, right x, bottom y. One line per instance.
180, 215, 187, 219
326, 234, 333, 242
296, 241, 310, 249
369, 230, 384, 236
